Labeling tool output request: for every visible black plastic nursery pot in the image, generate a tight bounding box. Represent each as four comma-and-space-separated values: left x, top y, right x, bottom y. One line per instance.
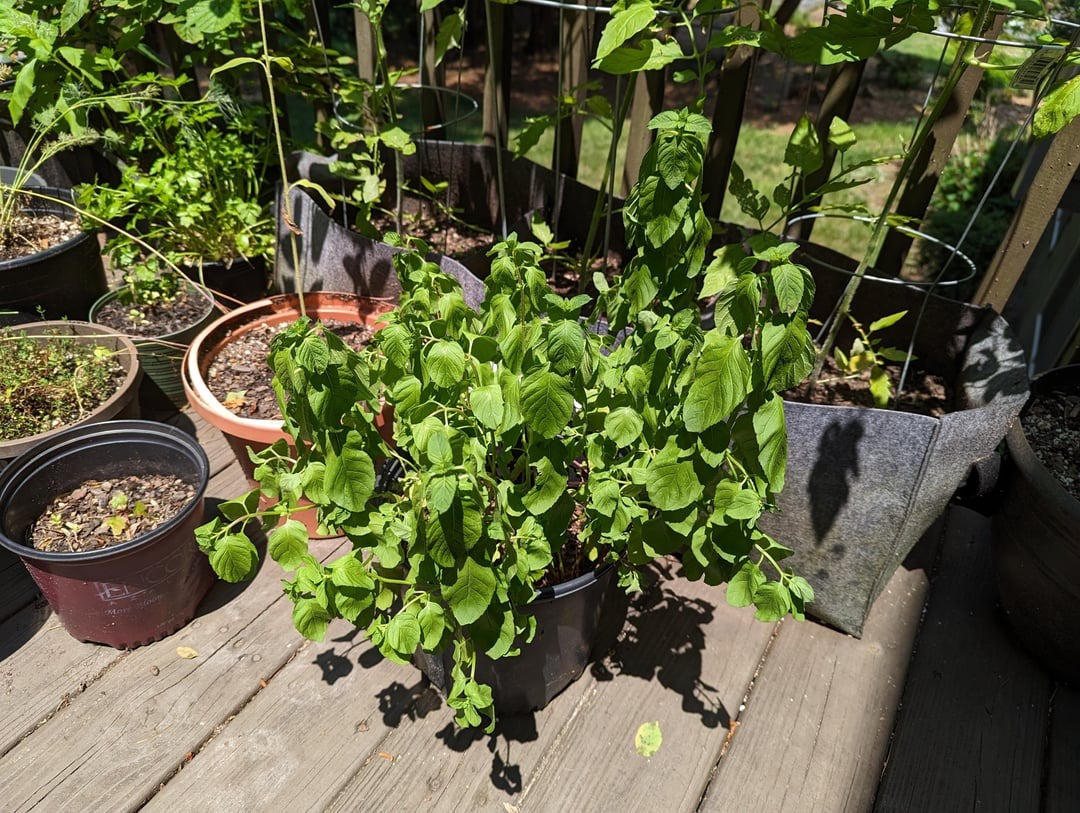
90, 283, 218, 412
993, 365, 1080, 683
0, 187, 108, 320
0, 420, 214, 648
187, 256, 270, 306
415, 564, 626, 715
761, 260, 1029, 637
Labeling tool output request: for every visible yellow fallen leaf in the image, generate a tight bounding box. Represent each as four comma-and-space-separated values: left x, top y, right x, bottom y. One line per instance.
176, 646, 199, 659
635, 721, 662, 757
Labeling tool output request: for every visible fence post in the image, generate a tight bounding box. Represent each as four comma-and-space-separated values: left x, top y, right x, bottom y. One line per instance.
482, 0, 512, 148
555, 3, 594, 178
419, 1, 447, 139
622, 69, 666, 194
974, 115, 1080, 312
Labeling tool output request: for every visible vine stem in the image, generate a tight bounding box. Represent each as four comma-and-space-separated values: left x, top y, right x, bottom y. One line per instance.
807, 6, 988, 385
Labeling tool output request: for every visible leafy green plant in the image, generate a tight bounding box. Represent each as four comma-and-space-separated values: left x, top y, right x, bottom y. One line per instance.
194, 102, 816, 730
830, 311, 914, 407
77, 99, 274, 299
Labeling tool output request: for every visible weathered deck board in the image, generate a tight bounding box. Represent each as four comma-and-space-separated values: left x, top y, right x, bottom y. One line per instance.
1046, 685, 1080, 813
0, 535, 346, 811
513, 578, 774, 813
702, 562, 929, 813
873, 507, 1051, 812
165, 409, 246, 481
0, 548, 38, 623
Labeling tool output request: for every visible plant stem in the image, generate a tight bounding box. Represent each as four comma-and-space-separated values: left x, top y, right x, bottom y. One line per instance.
808, 6, 988, 385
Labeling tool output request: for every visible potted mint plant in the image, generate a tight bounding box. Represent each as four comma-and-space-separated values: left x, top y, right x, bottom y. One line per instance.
193, 109, 817, 731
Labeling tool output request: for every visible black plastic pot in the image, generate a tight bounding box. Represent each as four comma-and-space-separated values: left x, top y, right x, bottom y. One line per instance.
0, 187, 108, 319
993, 365, 1080, 683
415, 564, 626, 714
0, 420, 214, 648
186, 256, 270, 306
90, 283, 217, 413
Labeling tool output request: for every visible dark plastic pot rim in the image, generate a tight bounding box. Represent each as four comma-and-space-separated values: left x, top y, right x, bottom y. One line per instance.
0, 420, 209, 564
89, 281, 217, 342
0, 188, 92, 269
532, 562, 613, 604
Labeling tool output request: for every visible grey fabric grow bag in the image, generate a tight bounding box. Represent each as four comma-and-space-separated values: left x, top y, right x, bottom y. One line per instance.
762, 262, 1029, 636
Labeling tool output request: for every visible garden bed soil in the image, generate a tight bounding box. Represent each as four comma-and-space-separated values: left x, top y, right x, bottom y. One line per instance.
28, 473, 196, 553
785, 355, 951, 417
0, 212, 82, 261
1022, 389, 1080, 501
93, 286, 210, 338
206, 320, 377, 420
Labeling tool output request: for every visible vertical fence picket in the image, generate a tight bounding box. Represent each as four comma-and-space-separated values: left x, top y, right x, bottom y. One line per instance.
555, 3, 594, 178
622, 69, 666, 195
482, 0, 512, 148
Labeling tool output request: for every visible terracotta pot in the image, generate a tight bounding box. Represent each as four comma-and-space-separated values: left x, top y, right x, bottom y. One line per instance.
182, 292, 393, 535
0, 420, 213, 648
0, 321, 142, 465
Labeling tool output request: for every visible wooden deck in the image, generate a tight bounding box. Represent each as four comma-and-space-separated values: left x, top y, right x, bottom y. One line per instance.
0, 410, 1075, 812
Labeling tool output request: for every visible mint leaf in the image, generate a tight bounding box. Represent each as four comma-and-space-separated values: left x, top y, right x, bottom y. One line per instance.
444, 556, 497, 625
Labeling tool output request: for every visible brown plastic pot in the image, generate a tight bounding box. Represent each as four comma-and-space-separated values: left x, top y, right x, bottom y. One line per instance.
0, 420, 213, 648
0, 321, 142, 465
994, 365, 1080, 683
182, 292, 393, 535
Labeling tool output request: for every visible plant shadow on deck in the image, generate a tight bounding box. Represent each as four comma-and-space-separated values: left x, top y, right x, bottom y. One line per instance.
325, 560, 727, 795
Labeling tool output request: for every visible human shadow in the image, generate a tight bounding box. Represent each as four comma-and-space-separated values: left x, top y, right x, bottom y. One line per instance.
807, 419, 866, 544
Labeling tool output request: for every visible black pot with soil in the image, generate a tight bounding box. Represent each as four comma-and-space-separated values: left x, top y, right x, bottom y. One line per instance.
760, 259, 1029, 637
185, 256, 270, 306
415, 564, 628, 714
0, 420, 214, 648
90, 282, 218, 413
993, 364, 1080, 683
0, 187, 108, 319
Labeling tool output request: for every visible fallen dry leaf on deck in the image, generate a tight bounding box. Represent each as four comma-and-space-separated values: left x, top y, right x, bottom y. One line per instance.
176, 646, 199, 659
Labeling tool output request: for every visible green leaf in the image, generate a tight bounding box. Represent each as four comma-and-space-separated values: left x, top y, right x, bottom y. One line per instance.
324, 432, 375, 512
8, 58, 38, 126
727, 561, 765, 607
646, 447, 703, 512
378, 323, 412, 369
752, 394, 788, 493
683, 334, 751, 432
427, 340, 466, 388
427, 473, 459, 514
520, 367, 574, 438
753, 582, 791, 622
418, 602, 447, 650
444, 557, 497, 625
386, 612, 422, 656
770, 263, 806, 315
470, 384, 504, 430
523, 457, 568, 515
268, 519, 310, 571
292, 598, 331, 641
635, 721, 663, 757
595, 1, 657, 61
208, 533, 259, 582
1034, 74, 1080, 139
604, 406, 645, 447
785, 115, 823, 175
827, 117, 857, 153
868, 310, 907, 333
701, 244, 746, 298
59, 0, 89, 35
184, 0, 242, 35
595, 38, 683, 74
760, 318, 814, 392
546, 320, 585, 374
869, 366, 892, 408
298, 334, 330, 373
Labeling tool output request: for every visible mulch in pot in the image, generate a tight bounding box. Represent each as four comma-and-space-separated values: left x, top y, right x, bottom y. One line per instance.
94, 286, 210, 339
1022, 389, 1080, 500
28, 473, 196, 553
0, 212, 82, 262
206, 321, 377, 420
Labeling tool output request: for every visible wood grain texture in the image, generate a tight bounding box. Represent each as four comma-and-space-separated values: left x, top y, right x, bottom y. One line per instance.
0, 536, 346, 811
144, 617, 422, 812
704, 564, 929, 813
1046, 684, 1080, 813
874, 507, 1051, 813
